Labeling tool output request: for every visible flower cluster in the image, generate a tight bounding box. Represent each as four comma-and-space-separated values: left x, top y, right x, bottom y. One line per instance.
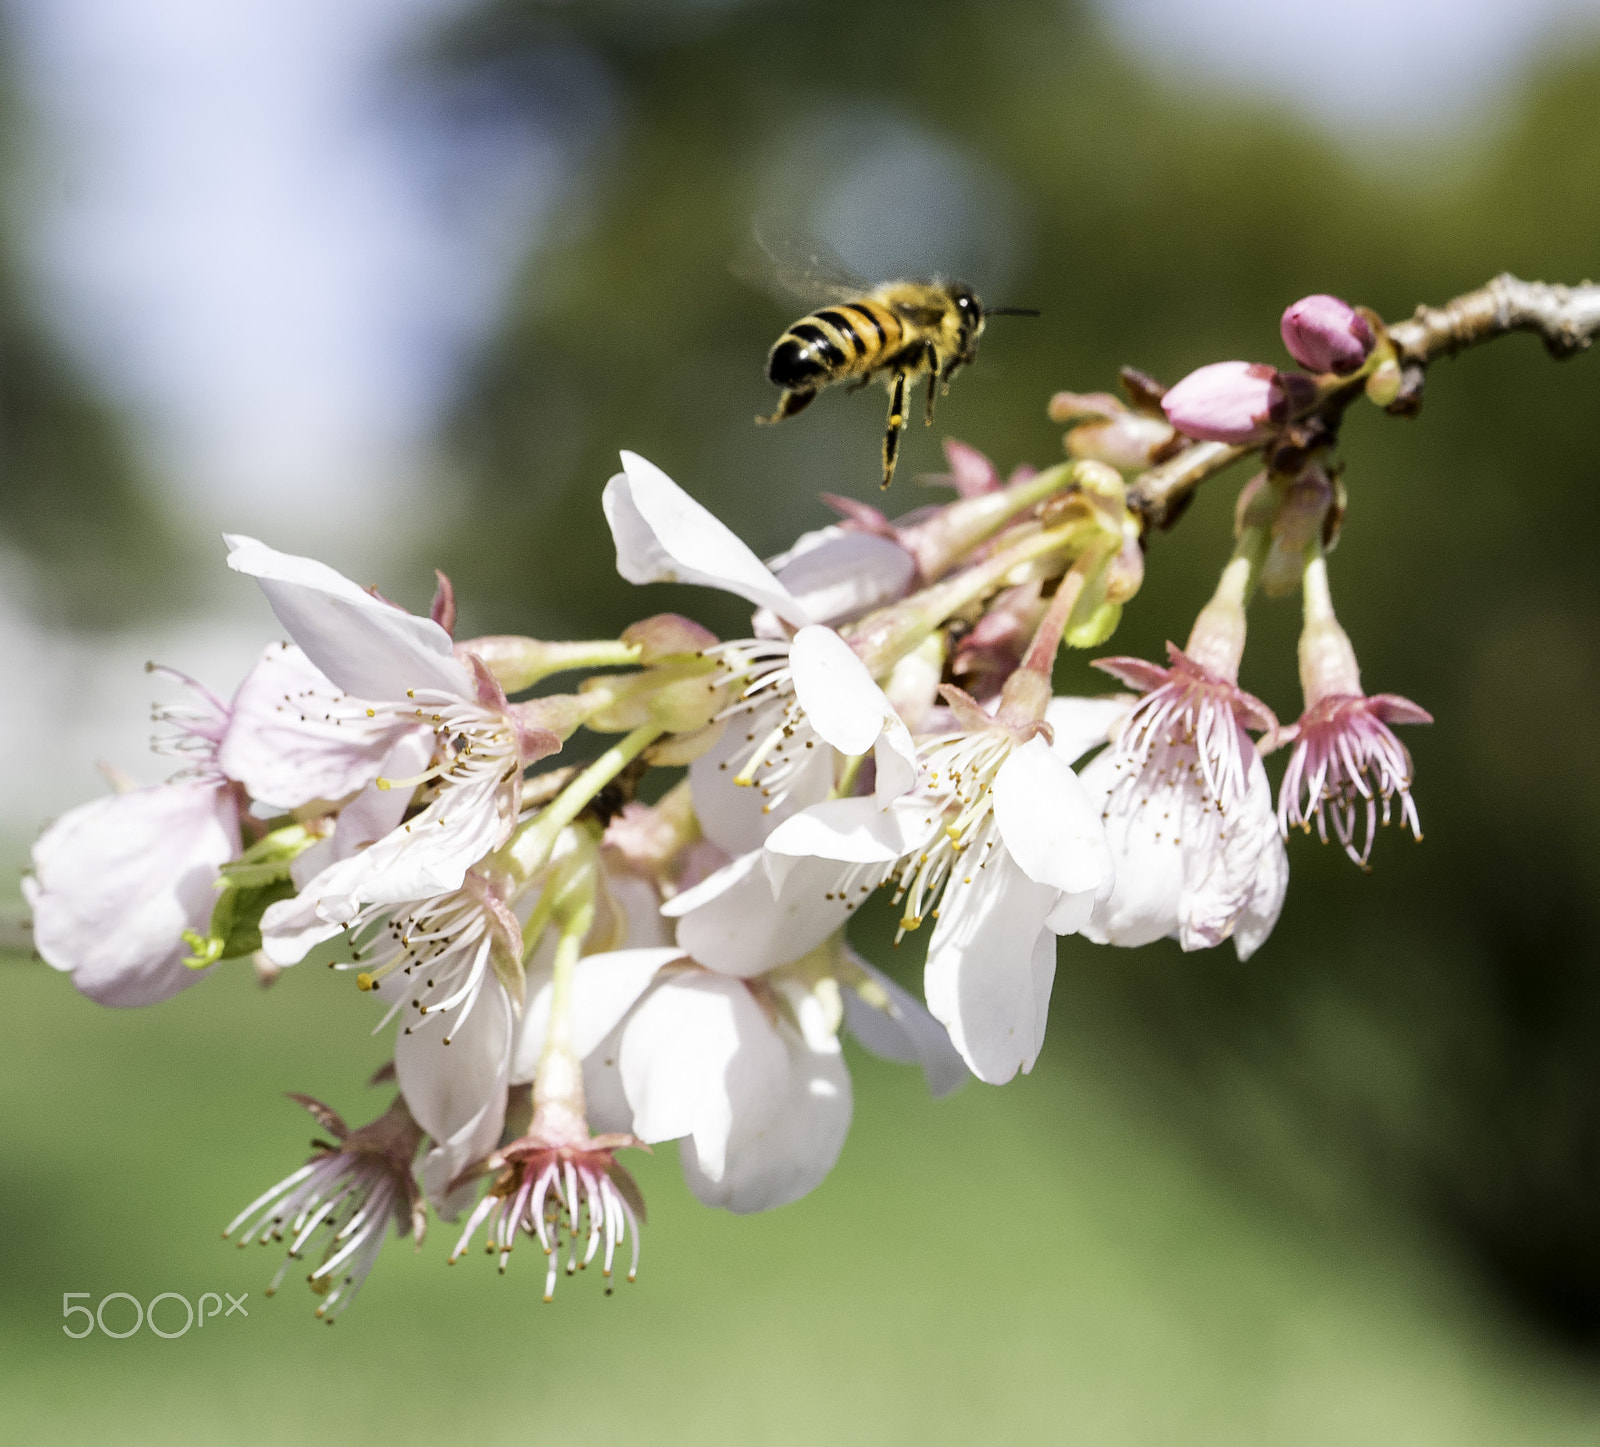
28, 288, 1432, 1318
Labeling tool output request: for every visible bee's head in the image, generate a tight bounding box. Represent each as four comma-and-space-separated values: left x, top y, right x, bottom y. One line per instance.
948, 283, 983, 350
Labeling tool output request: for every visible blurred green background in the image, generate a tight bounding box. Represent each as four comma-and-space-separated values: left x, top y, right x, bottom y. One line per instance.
6, 0, 1600, 1440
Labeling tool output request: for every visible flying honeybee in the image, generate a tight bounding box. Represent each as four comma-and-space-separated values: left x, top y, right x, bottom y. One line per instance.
750, 237, 1037, 489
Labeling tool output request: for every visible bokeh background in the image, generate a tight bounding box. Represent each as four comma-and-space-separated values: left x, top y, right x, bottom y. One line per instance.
5, 1, 1600, 1441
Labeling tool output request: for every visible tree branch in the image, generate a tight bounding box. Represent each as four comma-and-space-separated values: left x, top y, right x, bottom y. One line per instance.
1388, 273, 1600, 364
1127, 274, 1600, 530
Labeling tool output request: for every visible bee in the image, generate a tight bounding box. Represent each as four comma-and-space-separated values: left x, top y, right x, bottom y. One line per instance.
755, 249, 1037, 489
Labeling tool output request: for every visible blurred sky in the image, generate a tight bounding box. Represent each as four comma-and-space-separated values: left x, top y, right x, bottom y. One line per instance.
3, 0, 1599, 837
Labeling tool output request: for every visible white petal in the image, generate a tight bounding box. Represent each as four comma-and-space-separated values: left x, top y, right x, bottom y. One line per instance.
993, 737, 1114, 900
579, 1021, 635, 1136
395, 974, 511, 1212
1045, 695, 1137, 766
680, 1021, 852, 1214
224, 534, 471, 701
688, 700, 834, 855
258, 893, 342, 967
285, 731, 433, 896
619, 972, 787, 1181
770, 528, 915, 626
789, 624, 901, 760
1044, 887, 1096, 935
840, 948, 968, 1097
924, 854, 1059, 1084
219, 642, 416, 810
512, 945, 683, 1085
873, 717, 920, 804
665, 847, 853, 976
1177, 751, 1279, 952
27, 782, 237, 1007
1233, 827, 1288, 961
764, 796, 928, 870
278, 769, 507, 920
1077, 750, 1184, 949
603, 869, 675, 950
602, 453, 810, 625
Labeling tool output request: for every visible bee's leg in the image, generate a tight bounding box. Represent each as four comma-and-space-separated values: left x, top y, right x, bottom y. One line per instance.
882, 371, 909, 489
758, 388, 816, 425
923, 344, 940, 426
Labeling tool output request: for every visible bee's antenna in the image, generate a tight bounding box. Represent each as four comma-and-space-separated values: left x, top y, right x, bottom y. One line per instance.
984, 307, 1041, 318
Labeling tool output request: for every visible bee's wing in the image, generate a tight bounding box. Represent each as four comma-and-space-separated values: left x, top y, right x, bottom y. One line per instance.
735, 221, 871, 308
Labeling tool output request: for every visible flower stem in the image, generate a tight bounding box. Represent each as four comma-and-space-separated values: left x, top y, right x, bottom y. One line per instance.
501, 723, 663, 880
907, 461, 1078, 580
461, 636, 643, 694
532, 895, 596, 1140
846, 520, 1094, 677
1297, 549, 1362, 705
1185, 525, 1268, 681
996, 541, 1114, 726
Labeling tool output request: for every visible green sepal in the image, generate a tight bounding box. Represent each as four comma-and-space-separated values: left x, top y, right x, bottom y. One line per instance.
182, 822, 322, 969
1065, 600, 1122, 649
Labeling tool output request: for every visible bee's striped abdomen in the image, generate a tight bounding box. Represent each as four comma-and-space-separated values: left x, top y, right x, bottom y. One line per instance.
767, 299, 904, 389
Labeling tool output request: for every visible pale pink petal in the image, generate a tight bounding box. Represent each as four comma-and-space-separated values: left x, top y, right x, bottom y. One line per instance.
603, 452, 810, 625
923, 854, 1059, 1084
511, 945, 683, 1085
993, 737, 1113, 902
1234, 828, 1288, 961
619, 972, 788, 1181
764, 796, 934, 876
219, 642, 419, 810
769, 528, 915, 626
1044, 695, 1135, 766
679, 1023, 851, 1214
789, 624, 897, 756
663, 848, 853, 977
840, 948, 968, 1097
1178, 753, 1279, 951
224, 534, 472, 701
1077, 749, 1185, 948
394, 975, 512, 1214
27, 781, 238, 1007
688, 711, 835, 855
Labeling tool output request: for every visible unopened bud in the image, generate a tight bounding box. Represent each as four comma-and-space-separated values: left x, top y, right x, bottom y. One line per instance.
1364, 357, 1402, 407
1161, 361, 1286, 445
1066, 413, 1176, 471
1047, 390, 1125, 424
621, 613, 718, 664
1280, 294, 1374, 375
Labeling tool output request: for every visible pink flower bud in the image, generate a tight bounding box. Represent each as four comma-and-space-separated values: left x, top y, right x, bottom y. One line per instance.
1279, 294, 1374, 375
1161, 361, 1286, 445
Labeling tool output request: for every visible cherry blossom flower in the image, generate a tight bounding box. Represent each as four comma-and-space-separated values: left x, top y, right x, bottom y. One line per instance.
1277, 553, 1432, 868
1082, 644, 1285, 957
447, 1123, 647, 1299
225, 1093, 425, 1322
604, 452, 917, 854
26, 646, 380, 1008
759, 695, 1120, 1083
1278, 694, 1431, 865
509, 936, 962, 1214
227, 536, 559, 923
